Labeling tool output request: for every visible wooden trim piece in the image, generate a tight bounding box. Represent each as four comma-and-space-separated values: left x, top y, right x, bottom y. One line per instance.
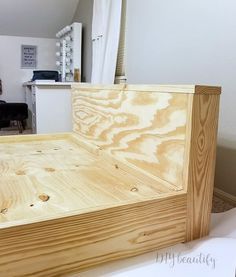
72, 84, 221, 95
182, 94, 194, 191
71, 84, 127, 91
0, 133, 71, 143
195, 85, 221, 95
214, 188, 236, 206
0, 194, 186, 276
69, 133, 181, 193
72, 84, 194, 93
185, 94, 220, 241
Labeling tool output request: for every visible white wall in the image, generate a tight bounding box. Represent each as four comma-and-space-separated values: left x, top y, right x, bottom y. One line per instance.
126, 0, 236, 195
0, 0, 79, 38
0, 35, 57, 102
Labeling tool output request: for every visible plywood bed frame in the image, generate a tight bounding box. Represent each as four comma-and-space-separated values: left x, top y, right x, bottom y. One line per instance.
0, 84, 221, 276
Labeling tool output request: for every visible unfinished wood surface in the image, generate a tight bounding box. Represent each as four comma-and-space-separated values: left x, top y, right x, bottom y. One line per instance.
0, 84, 221, 276
73, 84, 221, 94
0, 194, 186, 277
0, 134, 175, 226
185, 94, 220, 241
72, 87, 188, 188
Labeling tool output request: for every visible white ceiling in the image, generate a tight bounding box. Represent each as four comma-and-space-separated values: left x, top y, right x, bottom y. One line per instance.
0, 0, 80, 38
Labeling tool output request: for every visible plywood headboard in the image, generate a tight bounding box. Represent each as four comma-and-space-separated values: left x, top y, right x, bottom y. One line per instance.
72, 84, 221, 190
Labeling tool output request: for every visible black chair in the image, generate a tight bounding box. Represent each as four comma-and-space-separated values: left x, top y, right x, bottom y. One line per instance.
0, 100, 28, 133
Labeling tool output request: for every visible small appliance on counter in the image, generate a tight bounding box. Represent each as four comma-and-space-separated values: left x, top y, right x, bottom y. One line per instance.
31, 70, 59, 82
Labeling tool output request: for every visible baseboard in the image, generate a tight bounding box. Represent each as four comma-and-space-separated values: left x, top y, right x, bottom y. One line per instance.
214, 188, 236, 206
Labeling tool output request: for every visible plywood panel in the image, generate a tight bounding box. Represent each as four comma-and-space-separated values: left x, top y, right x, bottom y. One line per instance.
72, 88, 188, 187
0, 135, 173, 225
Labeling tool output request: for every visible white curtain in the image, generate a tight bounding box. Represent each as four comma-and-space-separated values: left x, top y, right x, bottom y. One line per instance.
91, 0, 122, 84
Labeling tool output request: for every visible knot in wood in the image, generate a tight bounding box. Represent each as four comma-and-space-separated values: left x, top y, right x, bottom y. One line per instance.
39, 194, 50, 202
130, 187, 138, 192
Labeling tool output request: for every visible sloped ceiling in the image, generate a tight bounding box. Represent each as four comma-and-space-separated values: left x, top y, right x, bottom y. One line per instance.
0, 0, 80, 38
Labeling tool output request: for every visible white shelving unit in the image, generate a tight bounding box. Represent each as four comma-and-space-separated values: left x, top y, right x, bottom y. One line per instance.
56, 22, 82, 82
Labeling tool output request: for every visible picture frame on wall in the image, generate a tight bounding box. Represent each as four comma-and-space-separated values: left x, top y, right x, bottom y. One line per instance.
21, 45, 37, 69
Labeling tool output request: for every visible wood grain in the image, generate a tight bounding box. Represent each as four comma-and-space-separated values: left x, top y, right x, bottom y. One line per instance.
0, 194, 186, 277
0, 84, 221, 276
0, 135, 174, 225
72, 87, 188, 187
185, 94, 220, 240
72, 84, 221, 95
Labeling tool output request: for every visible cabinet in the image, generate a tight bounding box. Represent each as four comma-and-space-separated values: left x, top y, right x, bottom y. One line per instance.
23, 81, 73, 134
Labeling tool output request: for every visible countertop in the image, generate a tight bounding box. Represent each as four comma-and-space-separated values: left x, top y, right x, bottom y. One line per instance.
23, 81, 79, 87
